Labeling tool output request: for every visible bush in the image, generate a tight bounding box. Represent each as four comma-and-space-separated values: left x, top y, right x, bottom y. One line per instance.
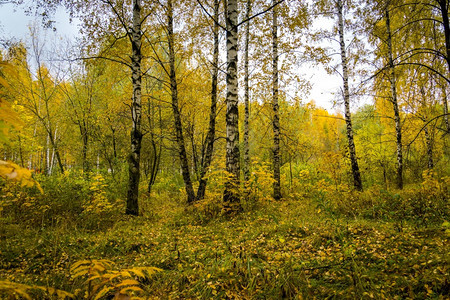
314, 171, 449, 226
0, 170, 124, 229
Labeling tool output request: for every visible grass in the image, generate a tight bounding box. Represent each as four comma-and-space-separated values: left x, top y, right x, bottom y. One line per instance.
1, 192, 449, 299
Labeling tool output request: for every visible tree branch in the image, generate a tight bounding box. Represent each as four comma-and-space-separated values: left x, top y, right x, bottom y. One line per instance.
407, 113, 450, 147
237, 0, 285, 27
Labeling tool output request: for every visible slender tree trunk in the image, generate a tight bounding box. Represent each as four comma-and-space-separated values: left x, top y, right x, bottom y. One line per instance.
272, 0, 282, 199
168, 0, 196, 204
111, 126, 117, 160
189, 124, 199, 179
441, 85, 450, 133
197, 0, 220, 201
385, 4, 403, 189
45, 124, 64, 174
223, 0, 241, 211
424, 125, 434, 169
147, 139, 161, 194
337, 0, 363, 191
126, 0, 143, 216
40, 151, 44, 173
53, 144, 64, 175
79, 123, 89, 173
147, 99, 161, 194
437, 0, 450, 144
437, 0, 450, 75
18, 136, 24, 167
50, 145, 55, 175
243, 0, 251, 184
46, 133, 50, 174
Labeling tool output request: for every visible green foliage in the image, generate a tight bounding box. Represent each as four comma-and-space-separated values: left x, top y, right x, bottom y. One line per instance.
312, 170, 449, 226
0, 170, 124, 229
1, 192, 448, 299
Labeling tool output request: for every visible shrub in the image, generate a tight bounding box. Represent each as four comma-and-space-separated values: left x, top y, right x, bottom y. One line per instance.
0, 170, 125, 229
315, 171, 449, 226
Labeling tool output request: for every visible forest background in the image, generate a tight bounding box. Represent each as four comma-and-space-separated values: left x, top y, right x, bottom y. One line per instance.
0, 0, 449, 299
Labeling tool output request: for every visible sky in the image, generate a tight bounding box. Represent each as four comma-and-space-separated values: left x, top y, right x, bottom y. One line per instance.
0, 3, 343, 113
0, 3, 79, 40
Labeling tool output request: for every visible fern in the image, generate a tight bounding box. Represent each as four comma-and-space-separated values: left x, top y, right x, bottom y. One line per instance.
0, 280, 74, 299
71, 259, 161, 299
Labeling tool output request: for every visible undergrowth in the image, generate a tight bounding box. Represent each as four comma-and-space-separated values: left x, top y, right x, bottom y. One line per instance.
0, 170, 449, 299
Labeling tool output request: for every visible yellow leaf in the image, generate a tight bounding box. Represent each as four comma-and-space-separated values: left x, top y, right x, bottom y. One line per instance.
129, 268, 146, 278
119, 286, 143, 294
116, 279, 140, 287
94, 286, 114, 300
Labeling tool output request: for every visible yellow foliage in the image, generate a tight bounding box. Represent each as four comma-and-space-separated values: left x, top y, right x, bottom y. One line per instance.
421, 170, 449, 200
0, 61, 23, 142
83, 174, 122, 214
0, 160, 43, 193
71, 259, 161, 299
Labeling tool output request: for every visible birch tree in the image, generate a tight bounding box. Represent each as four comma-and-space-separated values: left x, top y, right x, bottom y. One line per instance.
223, 0, 241, 209
313, 0, 363, 190
384, 3, 403, 189
272, 0, 282, 199
243, 0, 251, 185
7, 36, 66, 175
336, 0, 363, 191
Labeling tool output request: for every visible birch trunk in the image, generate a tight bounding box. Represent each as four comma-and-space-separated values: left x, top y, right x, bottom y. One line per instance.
126, 0, 143, 215
337, 0, 363, 191
272, 0, 282, 200
50, 145, 55, 175
223, 0, 241, 210
196, 0, 220, 201
385, 4, 403, 189
49, 126, 59, 174
168, 0, 196, 204
46, 133, 50, 174
243, 0, 251, 184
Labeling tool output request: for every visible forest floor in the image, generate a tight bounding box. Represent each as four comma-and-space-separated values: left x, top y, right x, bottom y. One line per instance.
0, 194, 449, 299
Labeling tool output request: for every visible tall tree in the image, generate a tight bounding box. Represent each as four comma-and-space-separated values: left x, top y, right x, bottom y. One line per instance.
125, 0, 144, 215
272, 0, 282, 199
197, 0, 220, 201
22, 0, 149, 214
7, 37, 65, 175
385, 2, 403, 189
167, 0, 196, 204
223, 0, 241, 210
336, 0, 363, 191
61, 61, 98, 174
243, 0, 251, 185
436, 0, 450, 75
